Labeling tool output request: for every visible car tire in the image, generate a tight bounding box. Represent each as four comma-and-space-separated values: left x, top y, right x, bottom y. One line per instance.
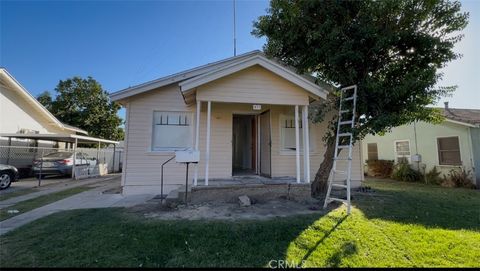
0, 171, 13, 190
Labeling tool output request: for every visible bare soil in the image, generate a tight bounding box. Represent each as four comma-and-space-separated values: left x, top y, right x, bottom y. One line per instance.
128, 198, 328, 221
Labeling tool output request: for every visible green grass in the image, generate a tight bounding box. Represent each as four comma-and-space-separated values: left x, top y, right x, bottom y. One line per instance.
0, 188, 37, 201
0, 186, 92, 221
0, 179, 478, 268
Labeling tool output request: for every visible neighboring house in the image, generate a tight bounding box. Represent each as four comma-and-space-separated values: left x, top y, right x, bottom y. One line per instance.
0, 68, 87, 138
0, 68, 88, 171
111, 51, 364, 196
362, 103, 480, 187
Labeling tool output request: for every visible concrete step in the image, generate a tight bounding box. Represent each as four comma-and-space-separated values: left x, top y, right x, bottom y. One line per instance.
165, 189, 180, 204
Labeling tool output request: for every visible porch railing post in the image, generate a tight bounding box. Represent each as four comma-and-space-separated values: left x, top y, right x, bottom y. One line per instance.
205, 101, 212, 186
194, 100, 201, 186
295, 105, 301, 183
72, 138, 77, 179
302, 105, 310, 183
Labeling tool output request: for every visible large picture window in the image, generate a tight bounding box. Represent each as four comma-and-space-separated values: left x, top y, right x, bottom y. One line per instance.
394, 140, 411, 163
437, 136, 461, 165
152, 111, 192, 151
279, 114, 312, 152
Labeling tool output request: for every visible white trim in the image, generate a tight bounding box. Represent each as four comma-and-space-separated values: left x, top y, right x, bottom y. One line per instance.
194, 100, 201, 186
179, 55, 328, 99
150, 110, 194, 152
435, 135, 463, 166
205, 101, 212, 185
0, 68, 88, 135
295, 105, 300, 183
110, 51, 264, 101
302, 105, 310, 183
121, 103, 130, 187
444, 118, 478, 128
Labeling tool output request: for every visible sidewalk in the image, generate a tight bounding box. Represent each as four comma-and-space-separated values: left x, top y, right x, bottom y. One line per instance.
0, 180, 154, 235
0, 174, 121, 209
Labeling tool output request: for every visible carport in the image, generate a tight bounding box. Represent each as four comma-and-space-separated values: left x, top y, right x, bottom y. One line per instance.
0, 133, 119, 180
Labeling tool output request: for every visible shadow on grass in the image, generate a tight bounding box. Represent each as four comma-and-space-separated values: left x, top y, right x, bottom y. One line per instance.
326, 242, 358, 267
355, 180, 480, 231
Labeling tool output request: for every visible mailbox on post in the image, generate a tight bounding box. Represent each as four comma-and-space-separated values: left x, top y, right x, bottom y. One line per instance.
175, 149, 200, 205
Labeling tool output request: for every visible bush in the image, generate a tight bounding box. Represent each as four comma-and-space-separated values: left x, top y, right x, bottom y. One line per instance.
441, 168, 475, 189
366, 160, 394, 178
424, 166, 442, 185
391, 162, 422, 182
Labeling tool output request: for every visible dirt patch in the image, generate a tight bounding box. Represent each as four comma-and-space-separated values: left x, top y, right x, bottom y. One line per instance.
128, 198, 328, 221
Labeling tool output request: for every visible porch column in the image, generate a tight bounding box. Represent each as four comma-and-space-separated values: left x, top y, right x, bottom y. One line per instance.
205, 101, 212, 186
71, 138, 78, 179
193, 100, 201, 186
295, 105, 301, 183
302, 105, 311, 183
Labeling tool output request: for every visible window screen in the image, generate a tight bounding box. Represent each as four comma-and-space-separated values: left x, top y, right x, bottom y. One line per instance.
367, 143, 378, 160
152, 111, 192, 151
437, 137, 461, 165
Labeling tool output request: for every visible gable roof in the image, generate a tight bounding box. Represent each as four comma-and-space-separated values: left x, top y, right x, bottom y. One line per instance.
110, 50, 329, 102
0, 68, 88, 135
439, 107, 480, 127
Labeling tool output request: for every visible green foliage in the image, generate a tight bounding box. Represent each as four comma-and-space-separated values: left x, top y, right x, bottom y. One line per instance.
442, 168, 475, 189
424, 166, 442, 185
1, 180, 479, 267
36, 91, 53, 111
37, 77, 124, 141
366, 159, 394, 178
253, 0, 468, 141
391, 162, 422, 182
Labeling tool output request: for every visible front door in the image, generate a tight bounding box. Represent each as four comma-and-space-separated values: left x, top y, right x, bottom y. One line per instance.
259, 110, 271, 177
232, 115, 256, 175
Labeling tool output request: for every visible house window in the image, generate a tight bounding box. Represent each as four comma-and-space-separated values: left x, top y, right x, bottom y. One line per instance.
394, 140, 411, 163
279, 114, 312, 152
152, 111, 192, 151
437, 137, 461, 166
367, 143, 378, 160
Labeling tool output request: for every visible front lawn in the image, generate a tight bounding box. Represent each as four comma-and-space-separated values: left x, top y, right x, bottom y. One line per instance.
0, 179, 478, 268
0, 186, 92, 221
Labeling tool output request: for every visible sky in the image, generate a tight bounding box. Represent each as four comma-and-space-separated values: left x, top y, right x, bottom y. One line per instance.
1, 0, 479, 123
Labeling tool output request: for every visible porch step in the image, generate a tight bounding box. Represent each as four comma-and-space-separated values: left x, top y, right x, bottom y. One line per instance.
165, 189, 180, 204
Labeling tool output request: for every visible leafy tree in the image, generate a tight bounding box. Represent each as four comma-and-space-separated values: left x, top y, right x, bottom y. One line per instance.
253, 0, 468, 197
37, 77, 124, 141
36, 91, 53, 111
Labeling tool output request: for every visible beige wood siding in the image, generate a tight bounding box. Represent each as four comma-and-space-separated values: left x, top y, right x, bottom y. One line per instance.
196, 65, 309, 105
122, 68, 363, 195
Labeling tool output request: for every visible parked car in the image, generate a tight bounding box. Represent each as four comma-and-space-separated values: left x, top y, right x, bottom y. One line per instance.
32, 151, 96, 178
0, 164, 19, 190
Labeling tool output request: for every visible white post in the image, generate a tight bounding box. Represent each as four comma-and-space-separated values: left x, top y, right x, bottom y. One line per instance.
72, 138, 78, 179
295, 105, 300, 183
302, 105, 311, 183
193, 100, 201, 186
205, 101, 212, 186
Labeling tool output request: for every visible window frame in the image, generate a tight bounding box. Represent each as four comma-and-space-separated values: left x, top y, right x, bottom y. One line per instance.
150, 110, 194, 152
367, 142, 378, 161
436, 136, 462, 166
278, 113, 315, 154
393, 139, 411, 164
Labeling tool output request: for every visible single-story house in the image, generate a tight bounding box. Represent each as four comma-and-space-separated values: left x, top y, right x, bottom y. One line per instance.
362, 102, 480, 187
111, 51, 364, 196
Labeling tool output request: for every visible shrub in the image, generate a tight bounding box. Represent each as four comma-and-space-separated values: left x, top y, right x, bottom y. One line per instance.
366, 160, 394, 178
391, 162, 422, 182
424, 166, 442, 185
441, 168, 475, 189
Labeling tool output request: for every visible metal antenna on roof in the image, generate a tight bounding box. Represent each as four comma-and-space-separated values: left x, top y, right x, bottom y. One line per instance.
233, 0, 237, 56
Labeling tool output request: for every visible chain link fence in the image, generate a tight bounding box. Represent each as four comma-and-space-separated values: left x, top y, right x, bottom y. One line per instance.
0, 145, 122, 179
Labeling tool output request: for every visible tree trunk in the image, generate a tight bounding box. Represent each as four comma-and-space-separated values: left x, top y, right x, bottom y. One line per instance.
311, 137, 336, 198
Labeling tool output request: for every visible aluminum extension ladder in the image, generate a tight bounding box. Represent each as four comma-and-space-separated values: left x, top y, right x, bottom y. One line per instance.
323, 85, 357, 215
